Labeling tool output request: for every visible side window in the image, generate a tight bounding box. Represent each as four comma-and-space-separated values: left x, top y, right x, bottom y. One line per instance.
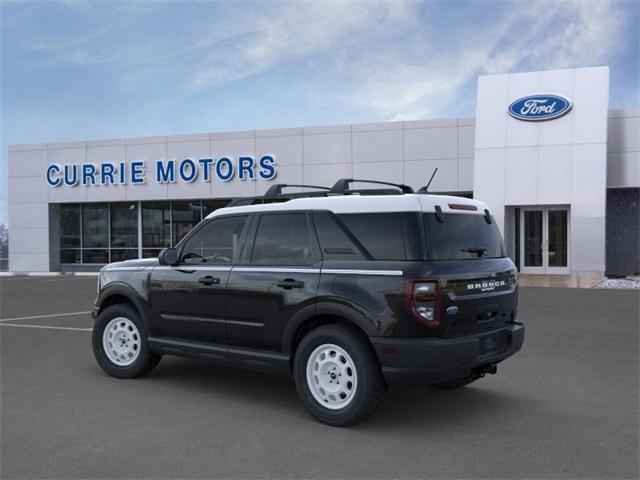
338, 213, 407, 260
251, 213, 317, 265
180, 216, 247, 264
313, 211, 366, 260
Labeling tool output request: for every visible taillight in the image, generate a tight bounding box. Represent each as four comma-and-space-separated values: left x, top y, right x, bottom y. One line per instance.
406, 280, 440, 328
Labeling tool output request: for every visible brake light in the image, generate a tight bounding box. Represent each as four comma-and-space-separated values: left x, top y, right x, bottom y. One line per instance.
448, 203, 477, 211
406, 280, 440, 327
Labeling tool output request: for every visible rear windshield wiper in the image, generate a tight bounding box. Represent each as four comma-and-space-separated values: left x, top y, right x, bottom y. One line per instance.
461, 247, 487, 258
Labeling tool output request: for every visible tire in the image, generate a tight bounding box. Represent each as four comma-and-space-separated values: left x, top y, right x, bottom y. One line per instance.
92, 303, 160, 379
432, 375, 479, 389
293, 324, 386, 426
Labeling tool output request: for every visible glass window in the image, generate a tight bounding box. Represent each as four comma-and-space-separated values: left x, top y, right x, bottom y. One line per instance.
83, 204, 109, 248
110, 203, 138, 248
111, 249, 138, 262
338, 213, 407, 260
423, 213, 505, 261
60, 249, 81, 264
83, 249, 109, 264
202, 199, 231, 219
172, 201, 202, 245
548, 210, 568, 267
251, 213, 316, 265
60, 204, 81, 248
142, 202, 170, 254
523, 211, 543, 266
180, 216, 247, 264
142, 249, 162, 259
313, 211, 365, 260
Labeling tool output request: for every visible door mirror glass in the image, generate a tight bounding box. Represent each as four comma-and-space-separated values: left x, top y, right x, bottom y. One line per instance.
158, 247, 178, 266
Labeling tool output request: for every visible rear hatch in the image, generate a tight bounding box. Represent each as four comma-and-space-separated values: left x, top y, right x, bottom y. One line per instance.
421, 212, 518, 339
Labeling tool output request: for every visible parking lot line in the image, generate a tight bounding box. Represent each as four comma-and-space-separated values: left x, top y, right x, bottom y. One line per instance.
0, 323, 92, 331
0, 311, 91, 323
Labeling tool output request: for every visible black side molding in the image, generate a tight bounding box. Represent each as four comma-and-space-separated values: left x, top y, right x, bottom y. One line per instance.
148, 337, 291, 375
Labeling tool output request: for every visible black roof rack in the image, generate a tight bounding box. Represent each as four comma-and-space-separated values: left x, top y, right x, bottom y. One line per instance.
223, 177, 429, 208
264, 183, 331, 198
331, 178, 414, 194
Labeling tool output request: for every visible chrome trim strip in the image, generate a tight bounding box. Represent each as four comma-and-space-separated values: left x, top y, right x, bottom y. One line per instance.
321, 269, 404, 276
105, 266, 403, 276
102, 267, 148, 272
232, 267, 321, 274
154, 265, 233, 272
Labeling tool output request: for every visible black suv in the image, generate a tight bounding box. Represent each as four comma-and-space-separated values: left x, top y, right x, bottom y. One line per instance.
92, 179, 524, 426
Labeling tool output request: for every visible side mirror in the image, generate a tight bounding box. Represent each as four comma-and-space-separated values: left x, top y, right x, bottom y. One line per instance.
158, 247, 178, 266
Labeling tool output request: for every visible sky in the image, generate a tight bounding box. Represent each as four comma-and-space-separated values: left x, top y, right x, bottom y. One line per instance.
1, 0, 638, 226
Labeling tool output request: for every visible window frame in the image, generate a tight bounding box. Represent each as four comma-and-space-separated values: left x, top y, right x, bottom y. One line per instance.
243, 211, 322, 266
175, 213, 251, 266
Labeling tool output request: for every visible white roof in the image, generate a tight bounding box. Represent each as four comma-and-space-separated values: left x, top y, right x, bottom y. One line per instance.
207, 194, 490, 218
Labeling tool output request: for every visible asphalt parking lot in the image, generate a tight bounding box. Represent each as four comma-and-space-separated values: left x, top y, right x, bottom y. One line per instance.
1, 276, 638, 479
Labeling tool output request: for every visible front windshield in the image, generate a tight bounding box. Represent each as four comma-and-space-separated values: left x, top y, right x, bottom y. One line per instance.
423, 213, 505, 261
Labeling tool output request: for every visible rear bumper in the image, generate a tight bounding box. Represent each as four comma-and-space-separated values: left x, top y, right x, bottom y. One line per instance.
370, 323, 525, 390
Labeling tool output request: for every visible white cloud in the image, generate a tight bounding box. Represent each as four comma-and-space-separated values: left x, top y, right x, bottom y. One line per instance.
7, 0, 630, 121
349, 0, 626, 121
189, 1, 414, 90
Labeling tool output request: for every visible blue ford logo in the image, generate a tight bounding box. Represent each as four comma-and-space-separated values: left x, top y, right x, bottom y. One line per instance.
508, 94, 572, 121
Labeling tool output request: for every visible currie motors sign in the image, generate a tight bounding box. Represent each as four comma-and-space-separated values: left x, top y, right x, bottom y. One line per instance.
508, 94, 572, 121
45, 155, 277, 187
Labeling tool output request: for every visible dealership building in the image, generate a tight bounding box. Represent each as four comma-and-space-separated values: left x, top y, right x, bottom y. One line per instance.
7, 66, 640, 276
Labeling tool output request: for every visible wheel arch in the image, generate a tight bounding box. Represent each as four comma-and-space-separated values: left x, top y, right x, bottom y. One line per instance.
282, 302, 380, 359
96, 283, 148, 329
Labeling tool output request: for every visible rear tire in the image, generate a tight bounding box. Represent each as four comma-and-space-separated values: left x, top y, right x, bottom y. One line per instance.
432, 375, 479, 389
293, 324, 386, 426
92, 304, 160, 379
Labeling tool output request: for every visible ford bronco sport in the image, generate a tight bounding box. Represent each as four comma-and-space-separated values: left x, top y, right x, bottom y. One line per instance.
92, 179, 524, 426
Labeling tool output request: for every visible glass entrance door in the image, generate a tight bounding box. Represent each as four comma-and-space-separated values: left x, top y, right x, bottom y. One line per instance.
519, 207, 569, 274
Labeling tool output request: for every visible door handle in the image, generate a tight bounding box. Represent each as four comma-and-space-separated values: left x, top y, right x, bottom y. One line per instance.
277, 278, 305, 289
198, 276, 221, 286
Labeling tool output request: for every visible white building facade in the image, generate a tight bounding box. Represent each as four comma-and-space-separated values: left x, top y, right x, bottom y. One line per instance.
7, 66, 640, 275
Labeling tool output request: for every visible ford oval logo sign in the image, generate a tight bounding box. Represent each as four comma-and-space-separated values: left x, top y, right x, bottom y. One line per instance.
508, 94, 572, 121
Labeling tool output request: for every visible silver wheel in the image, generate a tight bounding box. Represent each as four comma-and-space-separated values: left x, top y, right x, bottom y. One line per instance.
306, 343, 358, 410
102, 317, 141, 367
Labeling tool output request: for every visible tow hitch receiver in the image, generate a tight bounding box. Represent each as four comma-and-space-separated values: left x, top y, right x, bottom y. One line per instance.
473, 364, 498, 378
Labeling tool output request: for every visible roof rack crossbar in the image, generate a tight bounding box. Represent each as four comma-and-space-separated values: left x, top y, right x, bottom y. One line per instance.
331, 178, 414, 194
264, 183, 331, 197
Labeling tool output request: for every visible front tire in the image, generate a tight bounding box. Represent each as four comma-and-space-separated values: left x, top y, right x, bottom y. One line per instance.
92, 304, 160, 379
293, 324, 386, 426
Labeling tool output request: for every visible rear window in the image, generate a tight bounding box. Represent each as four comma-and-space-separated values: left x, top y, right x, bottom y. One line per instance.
423, 213, 505, 260
337, 213, 423, 261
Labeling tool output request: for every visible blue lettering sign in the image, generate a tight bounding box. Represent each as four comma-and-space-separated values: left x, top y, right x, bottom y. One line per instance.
156, 160, 175, 183
130, 161, 145, 184
46, 164, 61, 187
64, 164, 78, 186
179, 159, 197, 183
215, 157, 234, 182
101, 163, 115, 185
82, 164, 97, 186
198, 158, 213, 182
258, 156, 277, 180
45, 155, 277, 187
238, 157, 255, 180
